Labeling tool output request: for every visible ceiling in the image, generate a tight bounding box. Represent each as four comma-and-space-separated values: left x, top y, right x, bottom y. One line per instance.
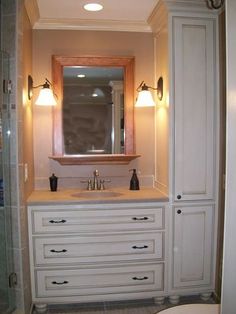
25, 0, 159, 32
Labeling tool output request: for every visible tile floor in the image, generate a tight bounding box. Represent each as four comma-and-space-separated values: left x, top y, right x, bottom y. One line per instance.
42, 295, 216, 314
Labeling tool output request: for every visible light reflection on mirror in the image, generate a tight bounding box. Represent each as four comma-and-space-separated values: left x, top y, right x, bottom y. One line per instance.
63, 66, 124, 155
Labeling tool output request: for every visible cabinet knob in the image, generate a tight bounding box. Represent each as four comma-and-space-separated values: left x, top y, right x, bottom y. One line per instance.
177, 209, 182, 214
177, 195, 182, 200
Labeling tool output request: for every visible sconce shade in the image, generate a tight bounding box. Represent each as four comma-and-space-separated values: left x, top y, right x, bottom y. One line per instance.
28, 75, 57, 106
135, 78, 163, 107
35, 85, 57, 106
135, 89, 155, 107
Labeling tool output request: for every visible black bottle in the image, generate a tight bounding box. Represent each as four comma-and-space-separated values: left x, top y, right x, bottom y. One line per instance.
129, 169, 140, 190
49, 173, 58, 192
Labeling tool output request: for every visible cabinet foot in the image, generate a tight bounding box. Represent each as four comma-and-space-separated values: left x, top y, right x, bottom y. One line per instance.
35, 304, 47, 314
200, 292, 212, 301
154, 296, 165, 305
169, 295, 180, 305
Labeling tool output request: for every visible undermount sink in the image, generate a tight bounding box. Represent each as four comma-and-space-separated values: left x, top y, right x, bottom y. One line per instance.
71, 190, 122, 198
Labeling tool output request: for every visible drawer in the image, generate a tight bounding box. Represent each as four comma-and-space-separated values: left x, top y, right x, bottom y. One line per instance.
33, 232, 164, 266
35, 263, 164, 298
30, 207, 164, 234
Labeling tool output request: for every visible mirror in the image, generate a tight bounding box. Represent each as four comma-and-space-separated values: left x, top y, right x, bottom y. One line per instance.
51, 55, 140, 165
63, 66, 124, 155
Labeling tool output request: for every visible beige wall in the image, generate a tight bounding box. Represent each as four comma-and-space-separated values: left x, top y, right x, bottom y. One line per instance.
23, 6, 34, 199
22, 6, 34, 313
32, 30, 155, 189
154, 30, 169, 195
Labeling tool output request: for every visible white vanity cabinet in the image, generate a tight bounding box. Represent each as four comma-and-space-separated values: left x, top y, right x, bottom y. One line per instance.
172, 16, 216, 202
28, 202, 167, 311
170, 8, 219, 299
172, 205, 214, 290
150, 0, 219, 302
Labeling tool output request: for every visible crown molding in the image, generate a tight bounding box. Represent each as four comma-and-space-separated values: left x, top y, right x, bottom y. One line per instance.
163, 0, 210, 10
148, 1, 168, 34
24, 0, 40, 27
148, 0, 220, 33
32, 18, 152, 32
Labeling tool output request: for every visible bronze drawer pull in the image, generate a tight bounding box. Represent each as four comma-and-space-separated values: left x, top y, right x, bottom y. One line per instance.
132, 245, 148, 249
49, 219, 66, 224
52, 280, 68, 285
132, 217, 149, 221
132, 276, 148, 280
50, 249, 67, 253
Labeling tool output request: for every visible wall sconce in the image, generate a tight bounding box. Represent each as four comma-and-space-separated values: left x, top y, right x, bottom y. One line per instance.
135, 77, 163, 107
28, 75, 57, 106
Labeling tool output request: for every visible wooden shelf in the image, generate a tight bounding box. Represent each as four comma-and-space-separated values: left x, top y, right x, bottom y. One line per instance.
49, 154, 141, 165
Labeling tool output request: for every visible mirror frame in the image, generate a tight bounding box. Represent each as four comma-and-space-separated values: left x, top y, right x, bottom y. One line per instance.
50, 55, 140, 165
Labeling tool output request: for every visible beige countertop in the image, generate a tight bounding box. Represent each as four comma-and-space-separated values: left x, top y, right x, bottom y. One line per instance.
27, 187, 168, 205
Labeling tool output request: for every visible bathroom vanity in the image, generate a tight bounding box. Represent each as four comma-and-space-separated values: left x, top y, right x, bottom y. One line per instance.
27, 189, 169, 313
27, 188, 217, 313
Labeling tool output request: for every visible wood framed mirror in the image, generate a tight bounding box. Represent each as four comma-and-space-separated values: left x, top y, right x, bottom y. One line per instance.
50, 55, 140, 165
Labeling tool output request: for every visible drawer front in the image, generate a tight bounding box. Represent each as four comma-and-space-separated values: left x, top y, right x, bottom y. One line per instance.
31, 207, 164, 234
35, 263, 164, 297
34, 232, 164, 266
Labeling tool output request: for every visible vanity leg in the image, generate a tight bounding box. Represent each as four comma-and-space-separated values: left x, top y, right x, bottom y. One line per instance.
169, 295, 180, 305
35, 304, 47, 314
154, 296, 165, 305
200, 292, 212, 301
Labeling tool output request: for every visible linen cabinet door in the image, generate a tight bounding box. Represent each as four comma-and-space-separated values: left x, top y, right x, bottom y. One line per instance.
173, 17, 216, 201
172, 205, 214, 289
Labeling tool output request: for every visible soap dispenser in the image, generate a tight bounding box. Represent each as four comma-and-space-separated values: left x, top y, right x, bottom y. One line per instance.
129, 169, 140, 190
49, 173, 58, 192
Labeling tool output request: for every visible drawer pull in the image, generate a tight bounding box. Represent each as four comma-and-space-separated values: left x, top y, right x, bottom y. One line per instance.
50, 249, 67, 253
132, 276, 148, 281
49, 219, 66, 224
132, 217, 149, 221
52, 280, 68, 285
132, 245, 148, 249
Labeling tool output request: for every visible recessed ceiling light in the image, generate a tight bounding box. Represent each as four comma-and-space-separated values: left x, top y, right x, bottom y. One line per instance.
77, 74, 85, 78
83, 3, 103, 12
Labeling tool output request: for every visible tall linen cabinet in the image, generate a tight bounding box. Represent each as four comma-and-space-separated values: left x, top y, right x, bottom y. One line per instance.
149, 0, 220, 302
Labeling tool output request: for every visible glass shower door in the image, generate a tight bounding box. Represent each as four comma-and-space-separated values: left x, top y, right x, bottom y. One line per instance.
0, 51, 15, 313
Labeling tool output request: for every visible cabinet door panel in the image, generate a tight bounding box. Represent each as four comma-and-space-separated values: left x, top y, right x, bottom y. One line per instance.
173, 205, 213, 288
173, 17, 215, 201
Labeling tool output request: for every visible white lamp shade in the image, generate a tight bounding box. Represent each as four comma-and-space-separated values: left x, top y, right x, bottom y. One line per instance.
35, 88, 57, 106
135, 90, 155, 107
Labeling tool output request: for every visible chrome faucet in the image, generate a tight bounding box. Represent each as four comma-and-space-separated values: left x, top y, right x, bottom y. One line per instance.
81, 170, 111, 190
93, 169, 99, 190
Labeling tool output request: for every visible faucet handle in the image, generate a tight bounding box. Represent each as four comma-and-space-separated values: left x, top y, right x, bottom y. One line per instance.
80, 179, 92, 190
87, 179, 92, 190
100, 179, 111, 190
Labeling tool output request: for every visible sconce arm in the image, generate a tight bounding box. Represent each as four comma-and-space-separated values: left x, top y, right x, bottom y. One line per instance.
136, 77, 163, 101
